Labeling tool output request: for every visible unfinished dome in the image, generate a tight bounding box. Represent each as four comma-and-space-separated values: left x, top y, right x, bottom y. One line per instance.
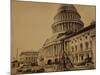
52, 4, 84, 34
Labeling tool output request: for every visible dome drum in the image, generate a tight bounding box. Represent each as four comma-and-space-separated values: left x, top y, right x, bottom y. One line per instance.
52, 22, 84, 34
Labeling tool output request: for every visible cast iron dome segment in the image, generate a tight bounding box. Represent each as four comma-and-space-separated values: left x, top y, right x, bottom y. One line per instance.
58, 4, 78, 13
54, 4, 81, 21
52, 4, 84, 34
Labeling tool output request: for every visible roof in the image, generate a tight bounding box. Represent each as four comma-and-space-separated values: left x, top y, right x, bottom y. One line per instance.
20, 51, 39, 56
43, 32, 65, 46
11, 60, 19, 63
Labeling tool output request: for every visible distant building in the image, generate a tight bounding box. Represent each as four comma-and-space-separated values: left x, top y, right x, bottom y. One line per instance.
39, 4, 96, 69
19, 51, 39, 66
11, 60, 19, 68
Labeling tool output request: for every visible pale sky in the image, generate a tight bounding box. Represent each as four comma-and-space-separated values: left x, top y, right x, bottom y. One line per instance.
12, 0, 96, 59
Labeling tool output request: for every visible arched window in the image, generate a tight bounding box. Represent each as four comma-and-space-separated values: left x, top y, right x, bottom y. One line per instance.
85, 36, 87, 39
75, 45, 77, 51
86, 53, 89, 58
81, 56, 84, 60
63, 23, 66, 31
55, 58, 59, 64
75, 55, 78, 61
85, 42, 89, 50
47, 59, 52, 65
72, 46, 74, 52
80, 43, 83, 51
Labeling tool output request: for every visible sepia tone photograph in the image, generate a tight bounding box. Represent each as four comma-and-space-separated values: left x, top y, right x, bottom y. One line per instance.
11, 0, 96, 75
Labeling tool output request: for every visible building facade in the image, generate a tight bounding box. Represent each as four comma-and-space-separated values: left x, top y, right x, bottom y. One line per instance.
39, 4, 96, 70
20, 51, 39, 66
64, 22, 96, 66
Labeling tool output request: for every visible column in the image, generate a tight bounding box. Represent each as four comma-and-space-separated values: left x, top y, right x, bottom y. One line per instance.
78, 54, 80, 63
61, 24, 63, 32
64, 23, 66, 31
56, 44, 58, 56
71, 23, 72, 31
61, 24, 62, 32
57, 25, 59, 32
63, 23, 65, 31
54, 44, 56, 56
58, 24, 60, 32
77, 25, 79, 31
65, 23, 67, 31
67, 23, 69, 31
52, 45, 53, 56
53, 45, 54, 57
54, 26, 56, 33
60, 24, 62, 32
69, 23, 70, 31
73, 23, 75, 32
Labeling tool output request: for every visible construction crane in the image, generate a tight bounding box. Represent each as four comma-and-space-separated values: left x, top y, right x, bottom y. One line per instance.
59, 39, 74, 71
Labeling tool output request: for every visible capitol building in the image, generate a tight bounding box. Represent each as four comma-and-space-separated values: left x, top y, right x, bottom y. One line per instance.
38, 4, 96, 70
